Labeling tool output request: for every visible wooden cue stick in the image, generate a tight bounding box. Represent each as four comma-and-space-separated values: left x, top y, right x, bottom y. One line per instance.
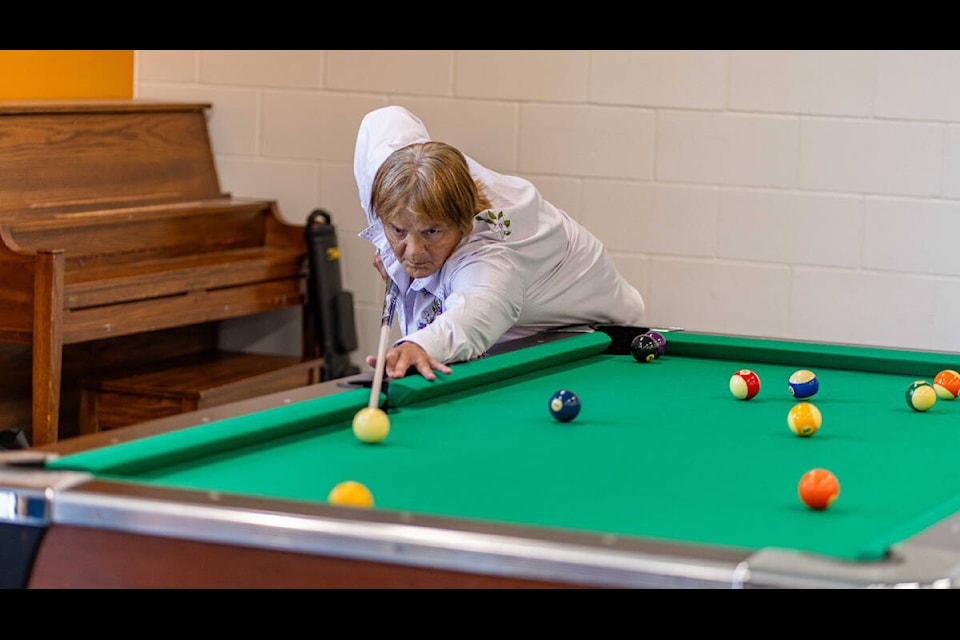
369, 279, 400, 410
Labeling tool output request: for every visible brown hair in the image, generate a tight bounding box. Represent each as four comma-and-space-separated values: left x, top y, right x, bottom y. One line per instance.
371, 141, 491, 236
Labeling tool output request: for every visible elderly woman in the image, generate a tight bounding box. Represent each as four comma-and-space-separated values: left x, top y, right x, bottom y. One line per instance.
354, 105, 646, 380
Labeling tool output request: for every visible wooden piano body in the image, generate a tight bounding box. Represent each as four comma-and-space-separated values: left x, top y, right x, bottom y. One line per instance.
0, 100, 312, 447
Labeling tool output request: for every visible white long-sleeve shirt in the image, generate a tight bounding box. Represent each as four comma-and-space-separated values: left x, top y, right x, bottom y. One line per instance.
354, 105, 646, 364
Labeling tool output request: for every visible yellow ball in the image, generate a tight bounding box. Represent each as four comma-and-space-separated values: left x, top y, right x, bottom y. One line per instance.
352, 407, 390, 443
787, 402, 822, 437
328, 480, 374, 508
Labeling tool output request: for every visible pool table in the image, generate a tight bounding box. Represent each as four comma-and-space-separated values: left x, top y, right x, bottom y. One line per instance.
4, 327, 960, 589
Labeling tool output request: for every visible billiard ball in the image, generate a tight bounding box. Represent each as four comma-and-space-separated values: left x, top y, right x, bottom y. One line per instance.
933, 369, 960, 400
788, 369, 819, 399
645, 331, 667, 357
549, 389, 581, 422
798, 468, 840, 510
729, 369, 761, 400
328, 480, 374, 508
906, 380, 937, 412
787, 402, 822, 437
630, 334, 659, 363
352, 407, 390, 443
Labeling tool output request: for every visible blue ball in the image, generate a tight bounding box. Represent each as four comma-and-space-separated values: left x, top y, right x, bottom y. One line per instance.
549, 389, 581, 422
788, 369, 819, 399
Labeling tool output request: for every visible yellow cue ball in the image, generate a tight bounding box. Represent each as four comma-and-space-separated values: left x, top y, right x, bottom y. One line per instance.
352, 407, 390, 443
327, 481, 374, 508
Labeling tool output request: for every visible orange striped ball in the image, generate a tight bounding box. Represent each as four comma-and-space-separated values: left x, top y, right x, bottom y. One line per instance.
933, 369, 960, 400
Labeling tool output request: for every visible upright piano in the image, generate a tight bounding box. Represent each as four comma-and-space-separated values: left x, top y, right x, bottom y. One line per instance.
0, 100, 312, 446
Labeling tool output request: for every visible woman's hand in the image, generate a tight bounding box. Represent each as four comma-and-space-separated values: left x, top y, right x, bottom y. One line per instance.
365, 341, 452, 381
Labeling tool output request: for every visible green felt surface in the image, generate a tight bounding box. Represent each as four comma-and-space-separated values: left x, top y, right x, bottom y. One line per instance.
48, 331, 960, 561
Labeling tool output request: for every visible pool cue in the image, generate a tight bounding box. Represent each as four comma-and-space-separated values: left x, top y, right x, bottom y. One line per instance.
369, 279, 400, 410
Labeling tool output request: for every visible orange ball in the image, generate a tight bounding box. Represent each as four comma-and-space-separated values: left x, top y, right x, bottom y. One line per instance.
933, 369, 960, 400
328, 480, 374, 508
798, 468, 839, 510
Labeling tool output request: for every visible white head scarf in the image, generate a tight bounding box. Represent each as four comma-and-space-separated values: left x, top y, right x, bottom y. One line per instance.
353, 105, 432, 224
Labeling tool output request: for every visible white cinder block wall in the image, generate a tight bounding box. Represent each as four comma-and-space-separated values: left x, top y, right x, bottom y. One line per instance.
136, 50, 960, 371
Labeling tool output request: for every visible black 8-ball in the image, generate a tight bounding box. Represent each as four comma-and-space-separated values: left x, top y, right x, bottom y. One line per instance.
630, 333, 659, 363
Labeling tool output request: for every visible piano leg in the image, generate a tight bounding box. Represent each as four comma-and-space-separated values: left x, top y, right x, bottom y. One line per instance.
31, 250, 65, 447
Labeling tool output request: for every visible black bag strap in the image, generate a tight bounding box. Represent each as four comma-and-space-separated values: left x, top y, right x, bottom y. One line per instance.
305, 209, 360, 380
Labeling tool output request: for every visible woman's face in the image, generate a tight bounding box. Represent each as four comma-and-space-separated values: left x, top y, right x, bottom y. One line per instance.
383, 208, 463, 279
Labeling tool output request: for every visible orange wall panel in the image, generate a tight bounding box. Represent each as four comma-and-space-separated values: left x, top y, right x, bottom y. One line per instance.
0, 50, 133, 100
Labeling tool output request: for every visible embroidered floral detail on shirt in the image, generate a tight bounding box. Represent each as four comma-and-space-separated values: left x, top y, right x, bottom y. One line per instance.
418, 296, 443, 330
475, 210, 511, 239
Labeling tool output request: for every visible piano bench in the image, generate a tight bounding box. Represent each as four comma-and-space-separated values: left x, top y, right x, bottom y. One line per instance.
78, 351, 323, 435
